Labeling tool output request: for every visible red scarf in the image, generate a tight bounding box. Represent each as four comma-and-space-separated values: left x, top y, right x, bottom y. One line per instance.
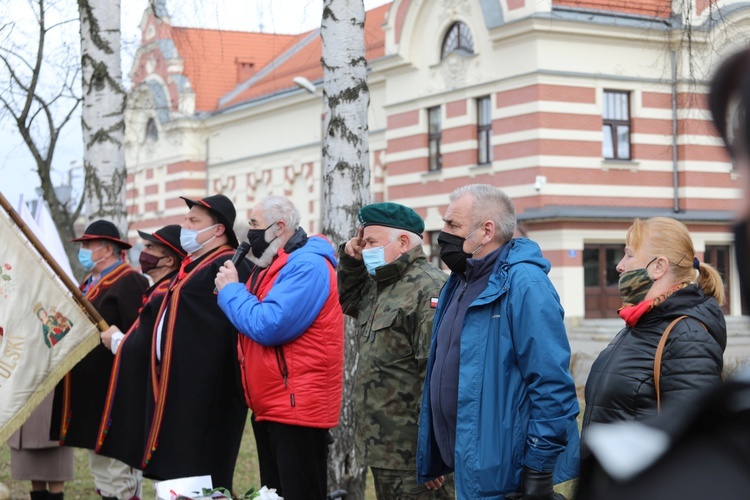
175, 256, 193, 282
618, 282, 690, 327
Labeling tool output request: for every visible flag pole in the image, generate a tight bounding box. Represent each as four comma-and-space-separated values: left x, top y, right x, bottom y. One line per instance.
0, 191, 109, 331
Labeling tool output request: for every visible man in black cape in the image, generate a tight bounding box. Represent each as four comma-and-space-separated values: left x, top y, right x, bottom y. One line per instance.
141, 195, 252, 491
95, 225, 186, 470
51, 220, 148, 500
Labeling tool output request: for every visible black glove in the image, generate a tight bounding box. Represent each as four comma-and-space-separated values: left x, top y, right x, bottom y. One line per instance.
520, 467, 557, 500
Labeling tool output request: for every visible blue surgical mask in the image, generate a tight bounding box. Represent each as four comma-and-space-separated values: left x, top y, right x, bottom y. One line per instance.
180, 224, 217, 254
78, 245, 105, 271
362, 240, 395, 275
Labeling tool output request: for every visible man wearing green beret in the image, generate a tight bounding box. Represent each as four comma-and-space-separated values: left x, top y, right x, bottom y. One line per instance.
338, 202, 453, 499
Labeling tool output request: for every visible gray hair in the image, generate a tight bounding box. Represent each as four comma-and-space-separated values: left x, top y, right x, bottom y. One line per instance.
388, 228, 423, 249
260, 196, 301, 232
103, 241, 126, 256
449, 184, 516, 243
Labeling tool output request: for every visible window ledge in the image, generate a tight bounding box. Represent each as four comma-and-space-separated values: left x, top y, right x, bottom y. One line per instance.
429, 51, 478, 70
601, 159, 640, 172
421, 169, 444, 181
469, 163, 492, 173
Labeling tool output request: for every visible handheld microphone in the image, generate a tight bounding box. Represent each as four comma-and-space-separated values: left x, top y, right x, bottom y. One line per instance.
214, 241, 251, 293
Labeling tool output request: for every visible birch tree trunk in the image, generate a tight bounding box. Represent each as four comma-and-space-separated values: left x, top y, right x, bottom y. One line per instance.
79, 0, 127, 232
321, 0, 370, 498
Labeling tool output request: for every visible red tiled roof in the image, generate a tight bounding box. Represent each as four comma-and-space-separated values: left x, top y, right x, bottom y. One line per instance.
218, 3, 391, 110
171, 28, 298, 112
552, 0, 672, 18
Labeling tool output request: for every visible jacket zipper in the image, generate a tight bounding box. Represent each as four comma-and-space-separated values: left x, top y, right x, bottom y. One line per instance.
435, 278, 469, 459
275, 345, 294, 407
239, 350, 253, 408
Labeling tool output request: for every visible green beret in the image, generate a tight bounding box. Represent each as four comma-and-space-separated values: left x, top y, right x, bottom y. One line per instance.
358, 202, 425, 236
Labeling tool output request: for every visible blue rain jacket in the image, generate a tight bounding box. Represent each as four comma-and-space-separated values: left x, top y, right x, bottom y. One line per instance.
417, 238, 580, 499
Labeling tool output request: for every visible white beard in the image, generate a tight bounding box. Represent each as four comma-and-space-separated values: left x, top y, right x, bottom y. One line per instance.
249, 236, 284, 268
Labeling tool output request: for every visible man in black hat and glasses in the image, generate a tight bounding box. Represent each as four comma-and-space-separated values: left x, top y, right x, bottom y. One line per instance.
95, 225, 186, 472
50, 220, 148, 500
140, 194, 252, 492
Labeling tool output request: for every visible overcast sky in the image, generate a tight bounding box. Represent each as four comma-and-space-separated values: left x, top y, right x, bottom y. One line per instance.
0, 0, 389, 206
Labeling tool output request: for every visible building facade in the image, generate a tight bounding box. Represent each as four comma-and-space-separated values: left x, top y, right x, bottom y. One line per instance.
125, 0, 750, 322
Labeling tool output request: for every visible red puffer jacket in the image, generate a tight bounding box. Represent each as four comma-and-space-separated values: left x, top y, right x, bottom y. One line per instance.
235, 232, 344, 428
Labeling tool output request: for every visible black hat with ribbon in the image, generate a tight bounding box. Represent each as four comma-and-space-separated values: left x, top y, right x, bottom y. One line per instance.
180, 194, 239, 247
71, 220, 132, 249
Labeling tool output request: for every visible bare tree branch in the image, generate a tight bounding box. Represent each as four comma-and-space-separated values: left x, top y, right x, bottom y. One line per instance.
0, 0, 85, 277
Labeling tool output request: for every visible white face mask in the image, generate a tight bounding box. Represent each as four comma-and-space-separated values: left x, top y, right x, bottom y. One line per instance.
179, 224, 217, 254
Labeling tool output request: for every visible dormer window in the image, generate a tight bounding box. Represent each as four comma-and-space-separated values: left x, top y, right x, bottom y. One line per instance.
146, 118, 158, 142
441, 22, 474, 60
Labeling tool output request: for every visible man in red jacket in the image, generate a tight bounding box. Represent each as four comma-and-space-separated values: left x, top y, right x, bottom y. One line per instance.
215, 195, 344, 500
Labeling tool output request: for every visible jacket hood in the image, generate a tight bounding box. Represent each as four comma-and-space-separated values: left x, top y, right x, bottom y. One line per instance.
500, 238, 551, 274
647, 284, 727, 350
285, 228, 338, 269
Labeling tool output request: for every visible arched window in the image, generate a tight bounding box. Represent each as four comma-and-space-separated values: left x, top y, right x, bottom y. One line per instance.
146, 117, 158, 141
441, 22, 474, 60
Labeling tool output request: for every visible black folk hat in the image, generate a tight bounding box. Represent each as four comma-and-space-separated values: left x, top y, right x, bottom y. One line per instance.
180, 194, 239, 247
137, 224, 187, 260
71, 220, 132, 249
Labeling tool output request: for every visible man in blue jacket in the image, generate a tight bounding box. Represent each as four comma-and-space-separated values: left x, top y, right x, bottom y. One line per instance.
417, 184, 580, 499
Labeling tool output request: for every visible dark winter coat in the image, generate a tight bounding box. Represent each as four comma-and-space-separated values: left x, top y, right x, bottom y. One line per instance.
51, 262, 148, 448
141, 246, 252, 491
95, 272, 175, 467
582, 283, 726, 431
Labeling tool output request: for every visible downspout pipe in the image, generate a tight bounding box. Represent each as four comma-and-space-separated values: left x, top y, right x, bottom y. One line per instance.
671, 49, 679, 213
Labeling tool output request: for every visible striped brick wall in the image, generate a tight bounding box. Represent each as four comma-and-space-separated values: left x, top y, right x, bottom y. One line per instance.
125, 160, 206, 239
384, 81, 737, 219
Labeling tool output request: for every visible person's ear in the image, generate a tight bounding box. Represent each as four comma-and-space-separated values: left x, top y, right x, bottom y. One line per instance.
398, 233, 410, 254
164, 255, 175, 269
274, 220, 286, 235
481, 220, 495, 245
652, 256, 670, 280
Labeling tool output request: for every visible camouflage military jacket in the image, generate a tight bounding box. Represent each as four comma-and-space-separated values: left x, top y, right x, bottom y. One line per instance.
338, 244, 447, 469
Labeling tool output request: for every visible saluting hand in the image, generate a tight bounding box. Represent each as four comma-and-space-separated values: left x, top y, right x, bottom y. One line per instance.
344, 227, 366, 260
215, 259, 240, 292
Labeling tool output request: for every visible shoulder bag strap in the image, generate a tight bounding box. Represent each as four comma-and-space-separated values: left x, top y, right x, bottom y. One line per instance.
654, 315, 689, 414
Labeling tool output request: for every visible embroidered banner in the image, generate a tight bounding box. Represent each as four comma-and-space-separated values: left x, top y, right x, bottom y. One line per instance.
0, 204, 100, 443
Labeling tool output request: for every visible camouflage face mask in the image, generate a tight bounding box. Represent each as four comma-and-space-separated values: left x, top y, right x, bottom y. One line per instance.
618, 257, 658, 306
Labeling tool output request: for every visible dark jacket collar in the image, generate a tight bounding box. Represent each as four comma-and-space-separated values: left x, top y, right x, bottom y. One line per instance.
373, 245, 426, 285
465, 244, 506, 283
283, 227, 308, 254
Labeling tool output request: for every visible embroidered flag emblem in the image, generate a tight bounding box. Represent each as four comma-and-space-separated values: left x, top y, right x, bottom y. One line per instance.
430, 297, 439, 308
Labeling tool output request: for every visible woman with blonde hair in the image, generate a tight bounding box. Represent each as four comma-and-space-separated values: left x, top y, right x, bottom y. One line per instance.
582, 216, 727, 430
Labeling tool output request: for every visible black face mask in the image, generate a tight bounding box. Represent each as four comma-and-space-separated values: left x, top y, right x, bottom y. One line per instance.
437, 231, 474, 274
246, 223, 277, 259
